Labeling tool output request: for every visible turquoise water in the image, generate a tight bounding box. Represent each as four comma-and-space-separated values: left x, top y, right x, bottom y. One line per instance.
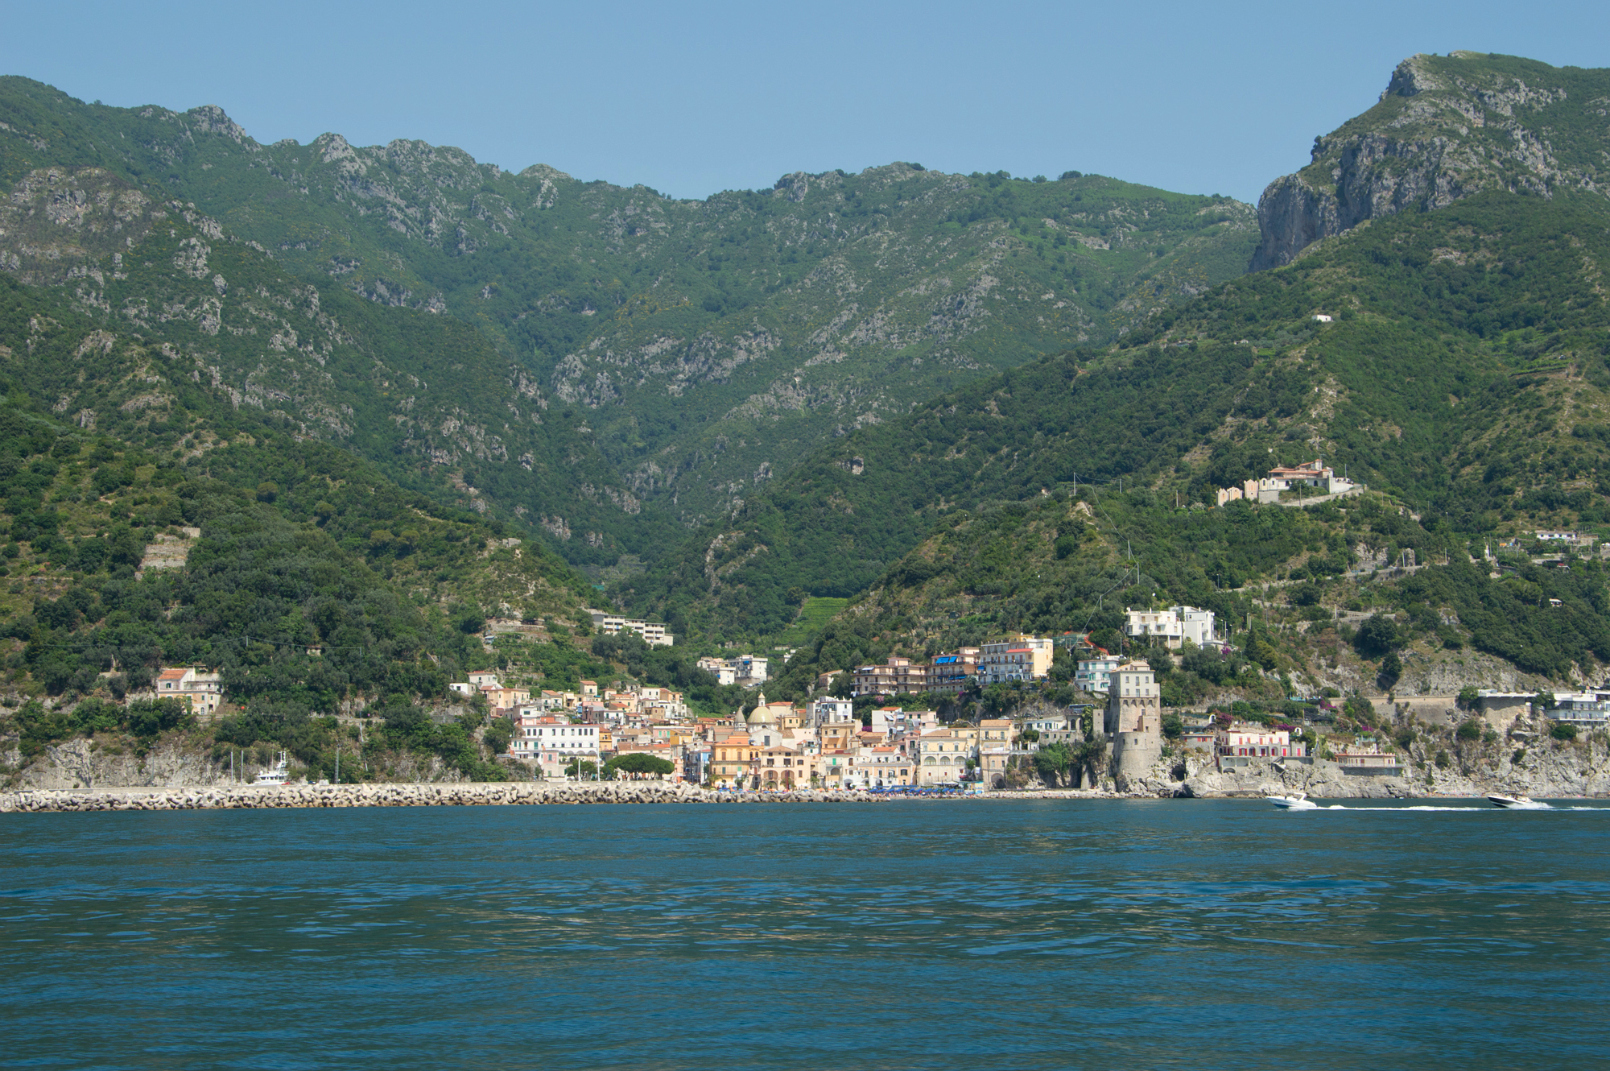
3, 799, 1609, 1070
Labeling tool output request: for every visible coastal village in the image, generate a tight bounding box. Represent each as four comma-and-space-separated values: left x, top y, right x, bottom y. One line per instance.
136, 587, 1608, 793
100, 456, 1610, 796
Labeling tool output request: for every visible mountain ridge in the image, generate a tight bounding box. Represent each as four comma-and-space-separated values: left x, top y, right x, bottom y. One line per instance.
0, 75, 1259, 554
1251, 51, 1610, 270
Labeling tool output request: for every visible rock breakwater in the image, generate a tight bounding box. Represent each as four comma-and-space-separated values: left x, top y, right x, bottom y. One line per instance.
0, 781, 894, 814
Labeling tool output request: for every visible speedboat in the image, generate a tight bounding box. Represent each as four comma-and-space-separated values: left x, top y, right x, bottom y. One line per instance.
1487, 793, 1544, 809
1266, 791, 1317, 810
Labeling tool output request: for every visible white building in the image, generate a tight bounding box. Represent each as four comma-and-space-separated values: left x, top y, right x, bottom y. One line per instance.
1262, 458, 1355, 498
810, 696, 854, 726
511, 711, 600, 778
1552, 693, 1610, 727
589, 612, 674, 647
697, 657, 738, 686
1123, 606, 1218, 650
696, 653, 767, 686
1218, 723, 1305, 759
1076, 655, 1121, 694
735, 654, 769, 685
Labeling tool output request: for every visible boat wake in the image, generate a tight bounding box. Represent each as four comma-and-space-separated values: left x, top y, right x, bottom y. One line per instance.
1287, 803, 1610, 812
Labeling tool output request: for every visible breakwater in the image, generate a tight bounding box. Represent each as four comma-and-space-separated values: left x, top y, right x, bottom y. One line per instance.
0, 781, 897, 813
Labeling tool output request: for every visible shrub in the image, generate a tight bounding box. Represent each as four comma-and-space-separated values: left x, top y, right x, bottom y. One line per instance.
1378, 651, 1402, 689
1551, 722, 1579, 741
1354, 614, 1399, 658
1455, 719, 1483, 741
1434, 749, 1451, 769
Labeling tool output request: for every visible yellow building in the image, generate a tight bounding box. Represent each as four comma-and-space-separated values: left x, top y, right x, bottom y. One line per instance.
711, 732, 756, 789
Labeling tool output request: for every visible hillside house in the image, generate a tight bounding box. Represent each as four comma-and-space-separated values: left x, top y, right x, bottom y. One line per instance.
1123, 606, 1218, 650
980, 635, 1053, 683
853, 656, 928, 697
1334, 741, 1398, 773
589, 612, 673, 647
1076, 654, 1120, 694
155, 667, 223, 718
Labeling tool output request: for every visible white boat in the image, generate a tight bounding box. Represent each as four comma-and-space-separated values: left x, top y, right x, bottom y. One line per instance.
254, 751, 290, 787
1487, 794, 1546, 809
1266, 791, 1317, 810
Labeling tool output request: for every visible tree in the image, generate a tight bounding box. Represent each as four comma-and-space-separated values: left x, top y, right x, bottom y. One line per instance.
1456, 686, 1480, 711
1354, 614, 1398, 658
563, 758, 599, 778
1378, 650, 1402, 690
1032, 742, 1073, 784
604, 753, 675, 778
482, 716, 514, 756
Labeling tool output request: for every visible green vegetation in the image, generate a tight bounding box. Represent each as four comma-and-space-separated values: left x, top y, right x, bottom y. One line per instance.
0, 77, 1259, 545
632, 190, 1610, 645
764, 481, 1610, 704
3, 697, 191, 758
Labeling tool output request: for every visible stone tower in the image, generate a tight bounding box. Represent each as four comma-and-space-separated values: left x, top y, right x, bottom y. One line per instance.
1106, 660, 1162, 785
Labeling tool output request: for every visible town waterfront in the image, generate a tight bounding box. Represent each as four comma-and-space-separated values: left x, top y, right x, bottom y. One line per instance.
4, 800, 1608, 1069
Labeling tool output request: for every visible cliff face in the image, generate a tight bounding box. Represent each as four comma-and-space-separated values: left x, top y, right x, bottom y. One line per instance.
1250, 52, 1610, 271
1151, 735, 1610, 800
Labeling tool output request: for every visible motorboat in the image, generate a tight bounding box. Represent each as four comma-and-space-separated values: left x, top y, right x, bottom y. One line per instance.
1487, 793, 1545, 809
1266, 791, 1318, 810
254, 751, 290, 787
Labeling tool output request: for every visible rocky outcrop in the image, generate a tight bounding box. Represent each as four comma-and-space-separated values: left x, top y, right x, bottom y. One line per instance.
1121, 734, 1610, 799
1249, 52, 1606, 271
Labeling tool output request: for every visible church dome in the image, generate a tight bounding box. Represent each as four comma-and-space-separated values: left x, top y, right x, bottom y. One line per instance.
746, 695, 777, 726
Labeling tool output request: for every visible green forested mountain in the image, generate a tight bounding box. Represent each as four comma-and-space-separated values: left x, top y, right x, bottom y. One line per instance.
8, 52, 1610, 709
0, 165, 635, 552
0, 76, 1257, 551
628, 188, 1610, 643
0, 249, 613, 710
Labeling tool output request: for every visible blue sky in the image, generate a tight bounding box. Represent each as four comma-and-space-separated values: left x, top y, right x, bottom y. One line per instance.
2, 0, 1605, 204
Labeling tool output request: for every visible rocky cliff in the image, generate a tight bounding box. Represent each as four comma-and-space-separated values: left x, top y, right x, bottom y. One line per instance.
1125, 734, 1610, 800
1250, 52, 1610, 271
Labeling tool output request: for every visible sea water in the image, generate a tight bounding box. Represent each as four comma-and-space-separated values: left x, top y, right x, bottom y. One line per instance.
3, 799, 1608, 1070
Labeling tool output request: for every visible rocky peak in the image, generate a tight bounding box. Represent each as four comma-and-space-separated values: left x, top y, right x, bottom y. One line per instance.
1250, 52, 1609, 272
1381, 53, 1445, 101
185, 104, 249, 144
